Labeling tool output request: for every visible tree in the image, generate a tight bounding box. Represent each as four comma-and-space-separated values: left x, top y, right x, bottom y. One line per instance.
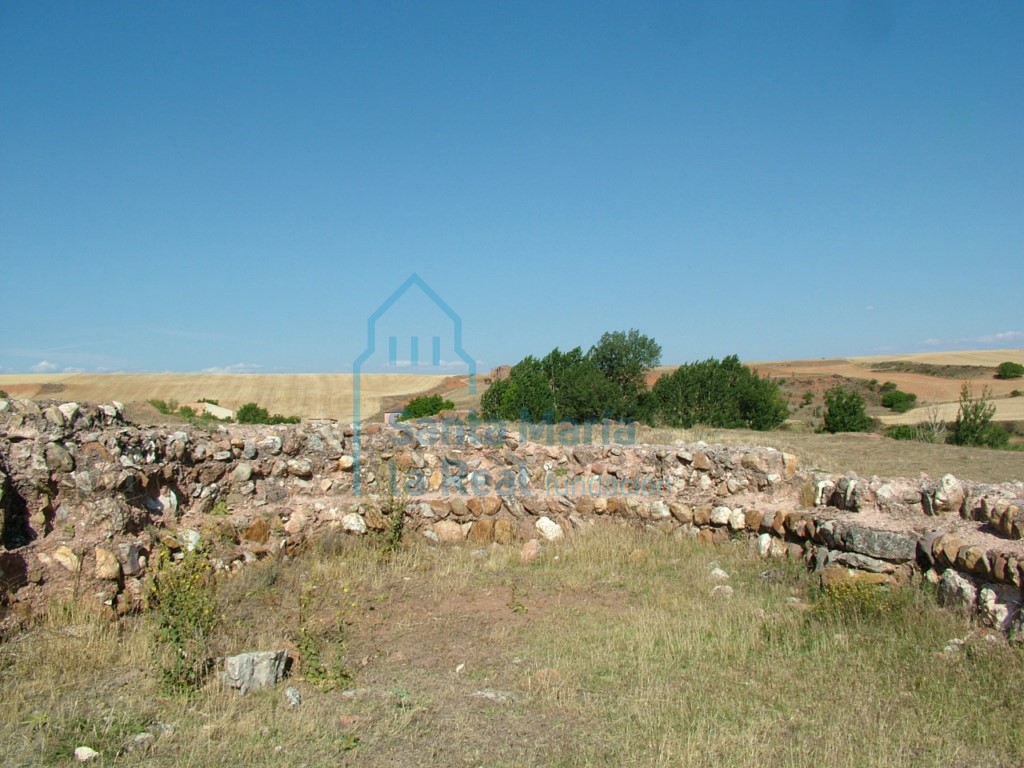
588, 329, 662, 418
400, 394, 455, 420
541, 347, 622, 422
481, 332, 663, 423
949, 384, 1009, 448
996, 361, 1024, 380
480, 356, 555, 421
650, 355, 788, 430
822, 386, 872, 433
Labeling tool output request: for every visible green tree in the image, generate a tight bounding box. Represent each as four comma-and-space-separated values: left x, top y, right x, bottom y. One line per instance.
588, 329, 661, 417
400, 394, 455, 420
822, 386, 872, 433
480, 356, 556, 421
949, 384, 1009, 448
651, 355, 788, 430
541, 347, 623, 421
996, 361, 1024, 380
482, 333, 662, 423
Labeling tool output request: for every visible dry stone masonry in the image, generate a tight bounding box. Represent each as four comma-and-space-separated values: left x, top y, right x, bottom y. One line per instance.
1, 397, 1022, 636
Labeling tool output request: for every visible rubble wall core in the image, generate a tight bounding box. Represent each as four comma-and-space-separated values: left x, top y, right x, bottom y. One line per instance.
1, 398, 1022, 634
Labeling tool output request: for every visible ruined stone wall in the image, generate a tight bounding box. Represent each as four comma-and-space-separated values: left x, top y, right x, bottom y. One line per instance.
0, 398, 1021, 634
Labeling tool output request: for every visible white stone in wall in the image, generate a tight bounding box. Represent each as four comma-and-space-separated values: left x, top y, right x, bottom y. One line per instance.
536, 516, 564, 542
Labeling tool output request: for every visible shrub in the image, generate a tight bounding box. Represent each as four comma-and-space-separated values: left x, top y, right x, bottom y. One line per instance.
148, 546, 219, 696
813, 581, 907, 622
879, 381, 898, 393
886, 425, 918, 441
801, 391, 814, 406
295, 580, 352, 690
996, 361, 1024, 379
949, 384, 1009, 448
822, 386, 872, 433
651, 355, 788, 430
0, 389, 8, 399
1011, 390, 1022, 398
880, 389, 918, 413
236, 402, 300, 424
400, 394, 455, 421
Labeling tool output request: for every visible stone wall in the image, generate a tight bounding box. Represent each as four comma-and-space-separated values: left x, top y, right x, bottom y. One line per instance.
0, 398, 1022, 635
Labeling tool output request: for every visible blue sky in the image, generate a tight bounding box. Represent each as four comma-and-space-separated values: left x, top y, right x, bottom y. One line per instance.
1, 1, 1021, 375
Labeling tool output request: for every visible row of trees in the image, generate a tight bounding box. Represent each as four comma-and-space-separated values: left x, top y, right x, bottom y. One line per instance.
481, 331, 789, 431
481, 330, 661, 423
481, 332, 1015, 446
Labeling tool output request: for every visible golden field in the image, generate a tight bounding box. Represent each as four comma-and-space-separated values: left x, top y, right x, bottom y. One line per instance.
0, 373, 449, 423
2, 348, 1021, 425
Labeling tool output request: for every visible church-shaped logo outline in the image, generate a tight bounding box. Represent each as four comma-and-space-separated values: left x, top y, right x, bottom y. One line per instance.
352, 273, 477, 494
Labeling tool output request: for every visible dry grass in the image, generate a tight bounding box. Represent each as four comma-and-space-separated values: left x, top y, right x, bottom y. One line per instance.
637, 425, 1022, 483
879, 397, 1024, 426
2, 528, 1023, 767
0, 373, 449, 422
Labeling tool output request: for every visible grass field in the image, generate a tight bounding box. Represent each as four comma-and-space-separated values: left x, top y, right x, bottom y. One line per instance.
2, 528, 1021, 767
635, 425, 1023, 484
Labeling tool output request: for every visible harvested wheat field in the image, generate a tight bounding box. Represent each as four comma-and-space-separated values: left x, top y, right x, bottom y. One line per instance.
852, 350, 1024, 367
754, 350, 1023, 401
878, 397, 1024, 427
0, 373, 450, 423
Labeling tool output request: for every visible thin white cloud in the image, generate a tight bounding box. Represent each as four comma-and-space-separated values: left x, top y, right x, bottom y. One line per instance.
977, 330, 1024, 344
200, 363, 263, 374
30, 360, 60, 373
865, 305, 875, 311
920, 331, 1023, 349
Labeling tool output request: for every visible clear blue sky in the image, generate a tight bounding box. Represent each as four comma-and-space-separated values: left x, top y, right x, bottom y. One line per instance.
2, 1, 1021, 374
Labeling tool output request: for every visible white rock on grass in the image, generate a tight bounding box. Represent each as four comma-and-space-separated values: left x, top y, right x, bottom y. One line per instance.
222, 650, 289, 695
938, 569, 977, 612
73, 746, 99, 762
